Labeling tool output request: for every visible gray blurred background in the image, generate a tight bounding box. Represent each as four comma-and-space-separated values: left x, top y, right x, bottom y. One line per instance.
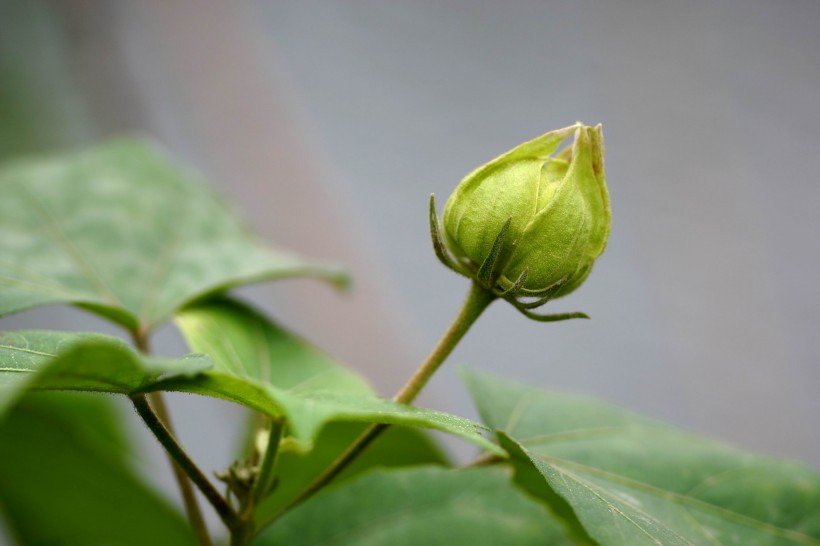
1, 0, 819, 537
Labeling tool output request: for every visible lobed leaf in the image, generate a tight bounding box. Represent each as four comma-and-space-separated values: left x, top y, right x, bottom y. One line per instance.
0, 138, 347, 331
462, 369, 820, 546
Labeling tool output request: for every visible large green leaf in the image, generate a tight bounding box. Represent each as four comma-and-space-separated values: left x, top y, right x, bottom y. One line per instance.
0, 392, 196, 546
255, 466, 576, 545
254, 422, 449, 524
173, 298, 501, 453
0, 138, 347, 330
462, 369, 820, 546
0, 330, 210, 417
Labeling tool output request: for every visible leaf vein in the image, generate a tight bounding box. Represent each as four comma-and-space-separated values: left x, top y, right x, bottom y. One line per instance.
14, 182, 121, 307
533, 452, 820, 544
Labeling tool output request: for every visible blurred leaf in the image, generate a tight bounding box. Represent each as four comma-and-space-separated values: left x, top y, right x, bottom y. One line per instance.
176, 297, 371, 397
173, 298, 501, 453
254, 422, 449, 524
0, 330, 210, 417
462, 369, 820, 546
0, 392, 196, 546
21, 390, 130, 458
0, 138, 347, 330
254, 466, 577, 545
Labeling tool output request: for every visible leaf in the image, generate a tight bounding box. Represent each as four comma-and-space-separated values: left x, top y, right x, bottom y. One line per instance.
0, 330, 210, 418
0, 138, 347, 330
254, 422, 449, 524
254, 466, 577, 545
462, 369, 820, 546
0, 392, 196, 546
172, 298, 502, 453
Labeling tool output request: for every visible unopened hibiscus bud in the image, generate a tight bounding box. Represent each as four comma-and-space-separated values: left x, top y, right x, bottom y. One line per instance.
429, 123, 610, 321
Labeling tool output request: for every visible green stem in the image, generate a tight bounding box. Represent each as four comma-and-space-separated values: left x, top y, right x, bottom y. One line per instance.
229, 420, 286, 546
131, 393, 239, 532
250, 420, 284, 507
393, 282, 495, 404
147, 391, 214, 546
131, 330, 215, 546
270, 282, 494, 524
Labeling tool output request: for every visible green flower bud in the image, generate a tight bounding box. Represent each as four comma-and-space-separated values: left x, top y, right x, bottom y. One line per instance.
429, 123, 610, 320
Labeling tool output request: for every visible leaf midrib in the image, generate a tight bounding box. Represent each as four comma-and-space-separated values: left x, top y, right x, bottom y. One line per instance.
533, 451, 820, 545
547, 456, 697, 546
0, 344, 59, 358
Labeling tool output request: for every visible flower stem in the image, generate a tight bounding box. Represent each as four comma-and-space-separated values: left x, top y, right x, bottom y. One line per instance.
393, 282, 495, 404
271, 282, 494, 523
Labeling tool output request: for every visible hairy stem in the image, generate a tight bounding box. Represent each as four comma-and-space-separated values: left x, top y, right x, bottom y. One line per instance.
271, 283, 495, 524
393, 282, 495, 404
131, 393, 239, 532
131, 330, 217, 545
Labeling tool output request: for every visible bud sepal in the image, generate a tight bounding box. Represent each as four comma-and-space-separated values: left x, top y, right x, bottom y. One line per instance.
430, 194, 588, 322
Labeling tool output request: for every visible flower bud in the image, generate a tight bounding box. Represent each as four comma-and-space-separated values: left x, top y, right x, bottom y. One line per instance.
430, 123, 610, 319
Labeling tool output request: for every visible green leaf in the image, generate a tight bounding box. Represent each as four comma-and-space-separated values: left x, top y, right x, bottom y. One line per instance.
462, 369, 820, 546
0, 392, 196, 545
254, 422, 449, 524
0, 138, 347, 330
254, 466, 577, 545
172, 298, 501, 453
0, 330, 210, 417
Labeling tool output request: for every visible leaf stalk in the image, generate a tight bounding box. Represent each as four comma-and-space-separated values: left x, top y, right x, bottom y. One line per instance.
130, 393, 240, 534
131, 329, 222, 545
